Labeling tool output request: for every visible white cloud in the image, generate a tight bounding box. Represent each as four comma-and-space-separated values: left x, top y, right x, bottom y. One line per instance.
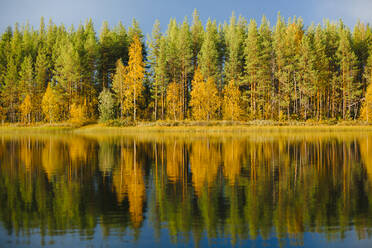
319, 0, 372, 24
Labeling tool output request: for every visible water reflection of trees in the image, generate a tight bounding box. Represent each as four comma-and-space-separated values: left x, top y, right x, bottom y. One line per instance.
1, 134, 372, 246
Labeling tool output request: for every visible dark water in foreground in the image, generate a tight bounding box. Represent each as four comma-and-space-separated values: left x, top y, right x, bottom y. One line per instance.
1, 131, 372, 247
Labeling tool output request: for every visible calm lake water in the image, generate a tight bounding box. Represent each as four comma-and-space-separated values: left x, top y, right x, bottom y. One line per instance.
1, 131, 372, 247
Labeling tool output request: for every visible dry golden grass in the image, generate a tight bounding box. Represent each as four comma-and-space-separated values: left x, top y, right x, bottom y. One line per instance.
0, 120, 371, 135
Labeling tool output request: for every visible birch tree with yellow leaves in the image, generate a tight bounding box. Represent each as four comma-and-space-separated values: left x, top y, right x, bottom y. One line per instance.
124, 36, 144, 121
190, 68, 220, 120
360, 83, 372, 123
223, 80, 242, 121
42, 83, 59, 123
166, 82, 183, 120
20, 94, 32, 123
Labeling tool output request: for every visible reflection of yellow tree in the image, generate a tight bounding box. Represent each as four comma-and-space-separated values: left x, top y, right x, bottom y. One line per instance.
223, 140, 246, 184
166, 141, 186, 183
360, 135, 372, 184
42, 139, 63, 180
68, 138, 88, 164
113, 142, 145, 228
20, 139, 33, 171
190, 139, 220, 196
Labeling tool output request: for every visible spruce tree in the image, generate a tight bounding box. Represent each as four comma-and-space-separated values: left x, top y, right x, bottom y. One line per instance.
98, 88, 115, 122
112, 59, 127, 118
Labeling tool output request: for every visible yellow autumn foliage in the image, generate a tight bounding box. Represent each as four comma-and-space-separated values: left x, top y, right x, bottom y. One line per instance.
20, 94, 32, 123
70, 101, 88, 124
42, 83, 60, 123
124, 36, 144, 121
190, 68, 220, 120
166, 82, 183, 121
223, 80, 242, 121
360, 83, 372, 123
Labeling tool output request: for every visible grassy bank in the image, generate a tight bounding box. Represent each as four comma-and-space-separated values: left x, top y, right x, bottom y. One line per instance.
0, 120, 371, 134
0, 123, 76, 133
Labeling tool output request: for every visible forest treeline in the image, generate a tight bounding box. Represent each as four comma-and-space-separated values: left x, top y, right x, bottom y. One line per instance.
1, 10, 372, 124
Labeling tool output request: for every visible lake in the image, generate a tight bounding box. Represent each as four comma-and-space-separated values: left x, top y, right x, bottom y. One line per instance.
1, 130, 372, 247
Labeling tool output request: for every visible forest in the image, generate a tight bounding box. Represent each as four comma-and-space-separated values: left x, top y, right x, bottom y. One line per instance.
1, 10, 372, 124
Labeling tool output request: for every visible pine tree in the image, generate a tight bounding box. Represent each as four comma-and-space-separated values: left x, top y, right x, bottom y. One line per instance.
165, 19, 180, 85
19, 55, 34, 99
190, 9, 204, 70
313, 25, 329, 120
98, 21, 114, 89
22, 22, 36, 59
273, 13, 287, 120
147, 20, 162, 120
244, 19, 261, 118
34, 48, 48, 121
258, 16, 274, 119
155, 37, 169, 120
82, 19, 99, 119
199, 19, 220, 80
298, 34, 316, 120
225, 13, 245, 83
177, 18, 193, 118
323, 20, 340, 118
284, 17, 303, 119
337, 27, 358, 119
9, 23, 23, 70
0, 28, 12, 86
54, 41, 81, 119
2, 58, 19, 122
353, 21, 370, 95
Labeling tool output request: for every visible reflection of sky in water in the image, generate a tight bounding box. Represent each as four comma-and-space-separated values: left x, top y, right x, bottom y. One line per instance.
2, 223, 372, 248
1, 133, 372, 247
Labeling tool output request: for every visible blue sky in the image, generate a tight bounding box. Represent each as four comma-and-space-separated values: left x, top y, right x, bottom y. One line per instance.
0, 0, 371, 36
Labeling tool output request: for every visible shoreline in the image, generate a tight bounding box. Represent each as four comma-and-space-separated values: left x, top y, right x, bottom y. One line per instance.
0, 121, 371, 134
